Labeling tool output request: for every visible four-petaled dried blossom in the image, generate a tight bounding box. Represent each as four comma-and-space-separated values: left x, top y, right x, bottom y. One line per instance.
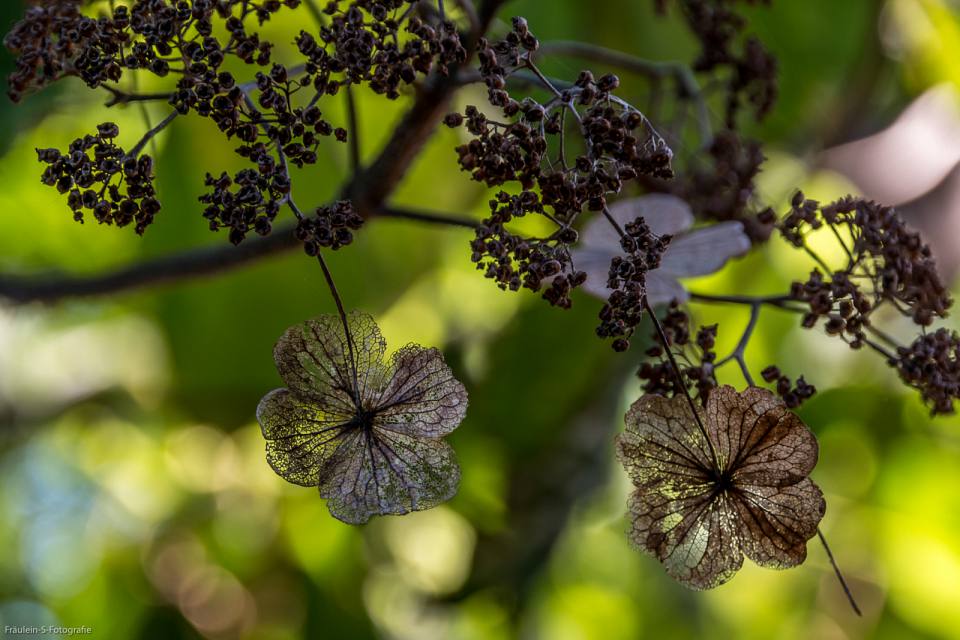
257, 311, 468, 524
616, 385, 825, 589
573, 194, 751, 305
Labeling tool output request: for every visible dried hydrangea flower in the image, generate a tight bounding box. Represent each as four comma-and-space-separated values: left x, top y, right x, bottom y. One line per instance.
257, 311, 468, 524
573, 194, 751, 305
615, 385, 825, 589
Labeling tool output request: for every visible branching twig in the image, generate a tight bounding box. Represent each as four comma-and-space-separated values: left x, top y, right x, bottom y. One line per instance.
715, 302, 760, 386
689, 291, 804, 312
103, 86, 174, 107
454, 0, 479, 33
537, 40, 712, 146
380, 206, 479, 229
127, 110, 178, 158
0, 206, 477, 304
0, 0, 509, 306
0, 224, 300, 304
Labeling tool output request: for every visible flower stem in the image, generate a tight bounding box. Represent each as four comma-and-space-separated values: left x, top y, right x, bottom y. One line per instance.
345, 85, 361, 174
644, 297, 721, 468
127, 110, 178, 158
715, 302, 760, 387
817, 528, 862, 616
316, 252, 361, 406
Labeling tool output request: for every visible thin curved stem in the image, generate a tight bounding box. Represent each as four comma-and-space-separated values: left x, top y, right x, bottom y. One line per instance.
715, 303, 760, 386
817, 528, 862, 616
316, 252, 361, 405
689, 291, 803, 311
537, 40, 712, 146
304, 0, 326, 25
645, 297, 721, 468
380, 206, 479, 229
102, 86, 174, 107
127, 110, 178, 158
345, 85, 361, 173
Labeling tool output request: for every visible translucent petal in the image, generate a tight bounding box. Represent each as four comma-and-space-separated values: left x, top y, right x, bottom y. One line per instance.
658, 221, 751, 278
581, 194, 694, 248
627, 488, 743, 590
318, 427, 461, 524
373, 345, 468, 438
257, 388, 356, 487
621, 394, 715, 481
707, 386, 819, 485
273, 311, 387, 409
732, 478, 826, 568
618, 394, 743, 589
262, 313, 468, 524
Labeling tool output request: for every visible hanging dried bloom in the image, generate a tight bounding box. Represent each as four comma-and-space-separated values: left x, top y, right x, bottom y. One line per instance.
573, 194, 751, 305
615, 385, 825, 589
257, 311, 468, 524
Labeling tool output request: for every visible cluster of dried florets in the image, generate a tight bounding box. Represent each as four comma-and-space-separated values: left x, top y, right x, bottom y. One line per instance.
8, 0, 470, 241
468, 191, 586, 308
597, 218, 671, 351
4, 0, 296, 103
297, 1, 466, 99
200, 165, 285, 244
782, 194, 952, 333
296, 200, 364, 254
655, 0, 776, 127
448, 17, 673, 335
893, 329, 960, 415
646, 131, 774, 245
776, 193, 959, 413
37, 123, 160, 235
760, 365, 817, 409
637, 303, 719, 399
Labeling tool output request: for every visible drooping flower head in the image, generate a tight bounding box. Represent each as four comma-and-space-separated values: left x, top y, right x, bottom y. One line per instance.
257, 311, 468, 524
615, 385, 825, 589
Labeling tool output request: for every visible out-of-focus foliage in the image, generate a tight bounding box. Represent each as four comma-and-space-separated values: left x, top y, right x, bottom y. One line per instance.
1, 1, 959, 639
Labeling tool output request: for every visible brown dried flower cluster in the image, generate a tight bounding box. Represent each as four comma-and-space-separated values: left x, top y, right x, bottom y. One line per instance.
893, 329, 960, 415
446, 17, 676, 347
646, 131, 775, 245
637, 303, 719, 400
782, 194, 951, 329
655, 0, 777, 127
4, 0, 297, 103
297, 1, 466, 100
37, 123, 160, 235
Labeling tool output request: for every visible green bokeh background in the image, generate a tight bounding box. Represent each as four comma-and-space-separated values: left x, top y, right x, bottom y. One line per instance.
1, 1, 959, 638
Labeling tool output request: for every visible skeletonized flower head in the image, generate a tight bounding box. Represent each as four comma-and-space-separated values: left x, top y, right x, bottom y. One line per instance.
615, 385, 825, 589
257, 311, 468, 524
573, 194, 751, 304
